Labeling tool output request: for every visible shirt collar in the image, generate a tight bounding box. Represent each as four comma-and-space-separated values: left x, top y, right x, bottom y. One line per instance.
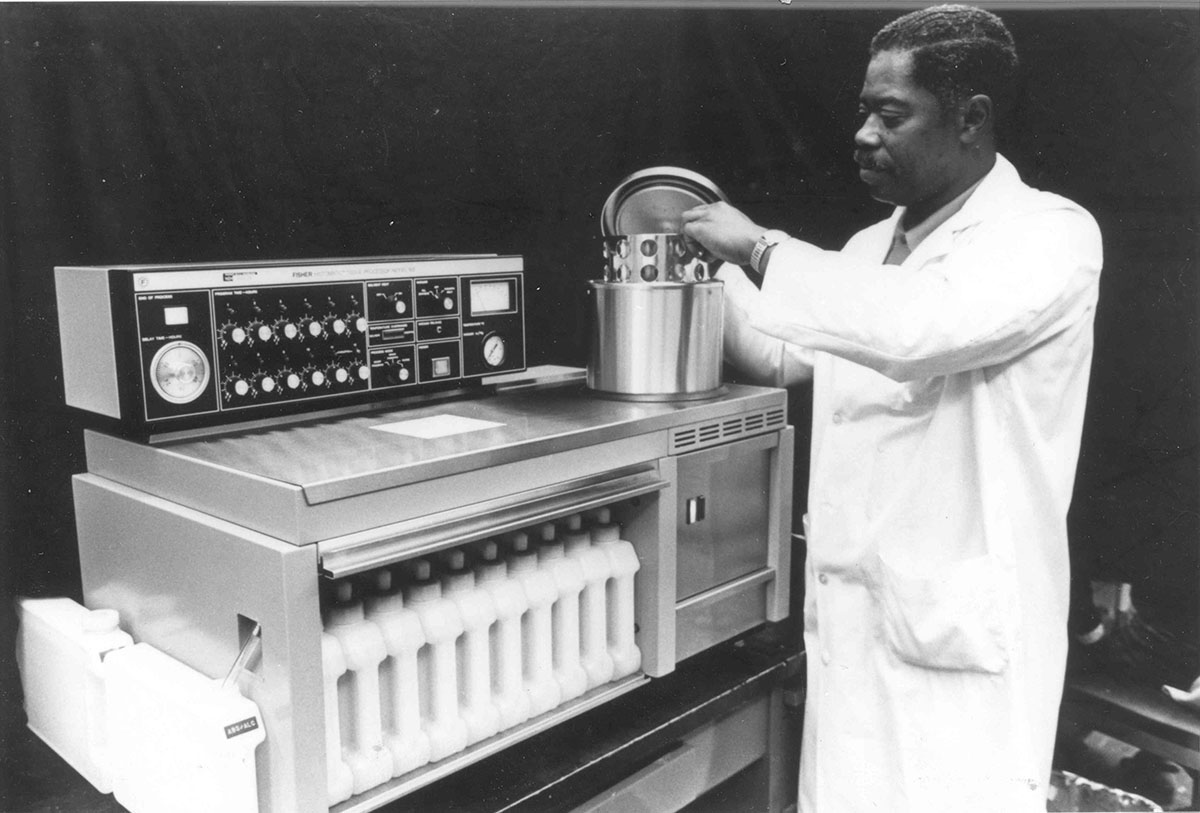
893, 171, 987, 254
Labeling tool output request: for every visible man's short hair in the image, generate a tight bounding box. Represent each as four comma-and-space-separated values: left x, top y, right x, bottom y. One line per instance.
870, 4, 1019, 121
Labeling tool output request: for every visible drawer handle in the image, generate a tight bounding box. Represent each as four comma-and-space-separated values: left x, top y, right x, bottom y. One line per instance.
686, 496, 706, 525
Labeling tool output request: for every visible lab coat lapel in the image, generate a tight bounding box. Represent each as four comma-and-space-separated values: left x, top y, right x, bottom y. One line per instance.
893, 155, 1027, 270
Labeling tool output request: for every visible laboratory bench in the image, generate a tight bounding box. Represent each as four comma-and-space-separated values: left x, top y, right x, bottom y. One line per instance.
1, 627, 804, 813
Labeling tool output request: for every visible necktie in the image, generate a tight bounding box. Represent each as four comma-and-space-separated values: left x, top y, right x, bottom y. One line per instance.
885, 230, 910, 266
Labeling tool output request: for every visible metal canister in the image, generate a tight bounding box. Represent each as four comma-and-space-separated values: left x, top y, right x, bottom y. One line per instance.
586, 279, 724, 401
588, 167, 729, 401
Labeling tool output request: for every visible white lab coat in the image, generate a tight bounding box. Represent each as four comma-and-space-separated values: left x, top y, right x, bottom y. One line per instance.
720, 155, 1103, 812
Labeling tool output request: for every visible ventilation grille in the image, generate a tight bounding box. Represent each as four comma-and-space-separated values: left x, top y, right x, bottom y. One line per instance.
668, 407, 786, 454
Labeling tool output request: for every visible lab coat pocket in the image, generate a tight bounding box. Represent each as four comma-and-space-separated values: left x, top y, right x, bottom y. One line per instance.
876, 552, 1014, 674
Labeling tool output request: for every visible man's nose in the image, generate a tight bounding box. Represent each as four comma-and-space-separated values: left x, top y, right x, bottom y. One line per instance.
855, 117, 882, 148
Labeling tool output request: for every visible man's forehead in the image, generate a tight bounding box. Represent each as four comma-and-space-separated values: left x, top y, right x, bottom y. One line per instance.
860, 49, 923, 101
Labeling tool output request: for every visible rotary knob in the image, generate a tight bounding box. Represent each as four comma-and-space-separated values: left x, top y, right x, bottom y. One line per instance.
222, 375, 252, 400
249, 321, 274, 344
256, 372, 278, 395
284, 371, 302, 391
328, 317, 347, 336
221, 323, 248, 347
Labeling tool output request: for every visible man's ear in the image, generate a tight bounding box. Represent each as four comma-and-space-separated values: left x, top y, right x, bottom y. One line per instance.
960, 94, 993, 144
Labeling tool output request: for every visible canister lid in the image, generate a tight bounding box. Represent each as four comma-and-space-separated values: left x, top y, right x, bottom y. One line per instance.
601, 167, 728, 237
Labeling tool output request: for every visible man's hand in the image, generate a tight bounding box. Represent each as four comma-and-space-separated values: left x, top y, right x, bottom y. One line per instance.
680, 202, 764, 266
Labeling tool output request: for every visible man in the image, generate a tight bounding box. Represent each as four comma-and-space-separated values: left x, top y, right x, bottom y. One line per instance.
682, 6, 1102, 812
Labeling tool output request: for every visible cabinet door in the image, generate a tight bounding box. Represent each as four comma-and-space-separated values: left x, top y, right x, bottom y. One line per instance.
675, 434, 775, 600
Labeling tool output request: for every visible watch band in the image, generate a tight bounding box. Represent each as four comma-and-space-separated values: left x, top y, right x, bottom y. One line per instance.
750, 229, 789, 274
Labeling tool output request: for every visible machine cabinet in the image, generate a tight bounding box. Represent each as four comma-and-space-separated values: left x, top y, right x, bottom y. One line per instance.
73, 383, 792, 813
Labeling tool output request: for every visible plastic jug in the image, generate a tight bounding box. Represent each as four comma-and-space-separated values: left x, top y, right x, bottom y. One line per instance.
15, 597, 134, 794
324, 580, 393, 795
364, 569, 431, 777
321, 630, 355, 805
439, 549, 501, 746
103, 642, 266, 813
405, 558, 469, 762
473, 540, 531, 731
506, 532, 561, 716
537, 524, 588, 702
562, 524, 615, 690
591, 508, 642, 678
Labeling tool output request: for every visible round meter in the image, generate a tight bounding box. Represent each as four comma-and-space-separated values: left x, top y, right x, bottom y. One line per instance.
483, 334, 507, 368
149, 341, 211, 405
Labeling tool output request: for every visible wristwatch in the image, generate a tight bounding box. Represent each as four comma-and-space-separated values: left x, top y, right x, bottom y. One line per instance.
750, 229, 789, 275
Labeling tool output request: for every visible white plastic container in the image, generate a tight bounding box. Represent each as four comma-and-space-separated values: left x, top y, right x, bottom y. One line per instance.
405, 558, 469, 762
473, 540, 531, 731
536, 524, 588, 702
104, 642, 265, 813
439, 549, 501, 746
562, 524, 616, 690
324, 580, 393, 795
506, 532, 561, 716
363, 569, 431, 777
321, 630, 355, 805
591, 508, 643, 678
15, 597, 133, 793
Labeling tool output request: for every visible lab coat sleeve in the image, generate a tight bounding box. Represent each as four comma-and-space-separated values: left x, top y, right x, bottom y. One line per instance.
750, 205, 1102, 382
717, 263, 814, 386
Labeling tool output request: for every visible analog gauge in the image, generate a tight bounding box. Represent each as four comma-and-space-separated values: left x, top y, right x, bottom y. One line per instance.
149, 341, 211, 404
483, 334, 507, 368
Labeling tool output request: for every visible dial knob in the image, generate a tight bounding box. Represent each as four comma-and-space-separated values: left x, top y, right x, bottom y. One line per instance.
443, 296, 454, 311
355, 316, 368, 333
330, 317, 347, 336
310, 369, 326, 387
358, 364, 371, 381
394, 298, 408, 315
257, 324, 274, 343
149, 342, 211, 404
225, 325, 247, 346
334, 367, 349, 384
306, 319, 323, 338
258, 374, 277, 394
234, 379, 251, 397
286, 372, 302, 390
281, 322, 299, 340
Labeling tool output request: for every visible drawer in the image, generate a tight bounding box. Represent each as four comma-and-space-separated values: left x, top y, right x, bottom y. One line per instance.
675, 571, 772, 663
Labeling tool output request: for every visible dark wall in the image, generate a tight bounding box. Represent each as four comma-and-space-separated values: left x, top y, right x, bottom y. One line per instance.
1, 2, 1195, 723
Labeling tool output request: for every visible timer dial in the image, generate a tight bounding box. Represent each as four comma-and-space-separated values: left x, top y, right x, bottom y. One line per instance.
149, 341, 211, 404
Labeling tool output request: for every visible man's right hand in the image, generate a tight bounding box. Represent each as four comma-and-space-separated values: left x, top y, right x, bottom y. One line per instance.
680, 202, 765, 267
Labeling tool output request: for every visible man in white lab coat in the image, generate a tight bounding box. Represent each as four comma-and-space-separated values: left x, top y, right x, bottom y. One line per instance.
682, 5, 1102, 812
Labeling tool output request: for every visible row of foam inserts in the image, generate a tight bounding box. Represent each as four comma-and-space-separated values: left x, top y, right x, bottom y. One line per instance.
321, 507, 641, 805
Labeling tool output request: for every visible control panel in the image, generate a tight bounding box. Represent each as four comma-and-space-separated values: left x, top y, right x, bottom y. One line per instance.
56, 256, 526, 439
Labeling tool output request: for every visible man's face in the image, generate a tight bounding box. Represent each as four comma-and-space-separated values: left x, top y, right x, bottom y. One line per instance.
854, 49, 966, 213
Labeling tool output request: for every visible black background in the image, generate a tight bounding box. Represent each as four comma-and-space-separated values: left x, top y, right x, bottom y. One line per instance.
1, 1, 1196, 748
